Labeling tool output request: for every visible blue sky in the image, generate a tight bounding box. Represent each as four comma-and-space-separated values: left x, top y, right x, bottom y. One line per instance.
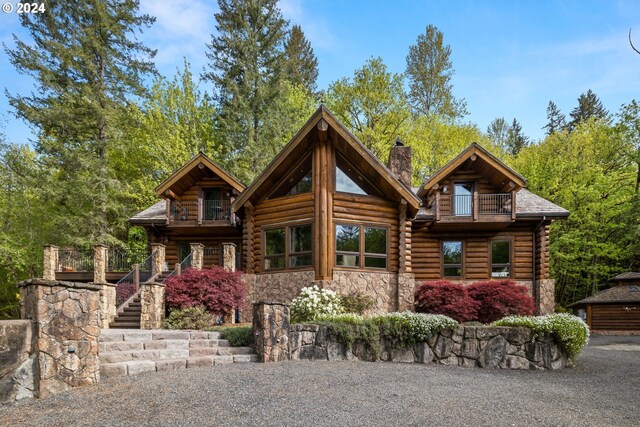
1, 0, 638, 146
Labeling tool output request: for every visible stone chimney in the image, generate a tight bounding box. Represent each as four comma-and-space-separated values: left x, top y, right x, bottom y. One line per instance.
388, 138, 412, 188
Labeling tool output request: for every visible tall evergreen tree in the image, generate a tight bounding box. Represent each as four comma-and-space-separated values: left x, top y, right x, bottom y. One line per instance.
543, 101, 567, 135
568, 89, 608, 130
284, 25, 319, 95
486, 117, 510, 153
506, 119, 528, 156
405, 24, 467, 120
4, 0, 156, 245
204, 0, 289, 181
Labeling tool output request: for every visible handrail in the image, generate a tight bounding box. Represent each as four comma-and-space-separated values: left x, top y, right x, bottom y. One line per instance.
114, 250, 157, 308
159, 252, 192, 284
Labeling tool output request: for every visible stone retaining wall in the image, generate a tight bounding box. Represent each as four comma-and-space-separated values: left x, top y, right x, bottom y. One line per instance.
289, 324, 567, 370
0, 320, 37, 403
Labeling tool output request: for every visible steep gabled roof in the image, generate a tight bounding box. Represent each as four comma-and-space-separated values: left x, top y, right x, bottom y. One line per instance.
232, 106, 421, 213
417, 143, 527, 198
155, 152, 245, 198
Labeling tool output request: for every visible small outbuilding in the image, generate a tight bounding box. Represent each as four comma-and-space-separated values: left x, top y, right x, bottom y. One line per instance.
570, 272, 640, 332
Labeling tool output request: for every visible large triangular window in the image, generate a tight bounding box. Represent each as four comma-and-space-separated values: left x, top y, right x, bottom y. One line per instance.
268, 155, 312, 198
335, 154, 382, 197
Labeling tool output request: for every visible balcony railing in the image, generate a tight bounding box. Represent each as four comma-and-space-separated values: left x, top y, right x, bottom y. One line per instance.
57, 248, 93, 272
167, 199, 233, 225
435, 192, 515, 222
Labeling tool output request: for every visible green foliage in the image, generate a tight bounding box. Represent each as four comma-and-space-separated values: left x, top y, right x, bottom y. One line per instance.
163, 306, 215, 330
284, 25, 319, 95
568, 89, 609, 130
339, 293, 374, 315
405, 24, 467, 120
290, 286, 344, 323
219, 326, 253, 347
493, 313, 590, 362
326, 57, 410, 161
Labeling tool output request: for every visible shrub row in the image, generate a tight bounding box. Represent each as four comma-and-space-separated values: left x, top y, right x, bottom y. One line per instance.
415, 280, 535, 323
290, 286, 375, 323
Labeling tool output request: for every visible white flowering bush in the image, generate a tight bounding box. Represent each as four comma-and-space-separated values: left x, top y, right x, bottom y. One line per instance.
290, 285, 345, 323
372, 311, 458, 346
493, 313, 590, 361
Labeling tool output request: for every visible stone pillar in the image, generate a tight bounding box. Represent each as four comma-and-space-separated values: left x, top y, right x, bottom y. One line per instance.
190, 243, 204, 270
140, 282, 165, 329
222, 243, 236, 272
18, 279, 101, 399
397, 273, 416, 312
150, 243, 166, 276
253, 302, 290, 363
93, 245, 108, 284
98, 283, 117, 329
537, 279, 555, 315
42, 245, 59, 280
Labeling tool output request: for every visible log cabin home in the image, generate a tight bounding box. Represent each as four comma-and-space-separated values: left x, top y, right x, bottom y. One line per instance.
130, 106, 569, 321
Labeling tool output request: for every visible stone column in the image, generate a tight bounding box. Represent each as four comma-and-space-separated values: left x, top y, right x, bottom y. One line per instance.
93, 245, 108, 284
18, 279, 101, 399
253, 302, 290, 363
42, 245, 59, 280
190, 243, 204, 270
397, 273, 416, 312
537, 279, 556, 315
150, 243, 166, 276
140, 282, 165, 329
98, 283, 117, 329
222, 243, 236, 272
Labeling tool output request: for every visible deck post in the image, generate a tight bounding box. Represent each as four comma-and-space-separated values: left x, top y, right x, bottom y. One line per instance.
175, 262, 181, 276
197, 197, 203, 225
43, 245, 59, 280
93, 244, 108, 283
133, 263, 140, 291
511, 190, 517, 221
435, 193, 441, 221
473, 192, 479, 221
150, 243, 166, 276
190, 243, 204, 270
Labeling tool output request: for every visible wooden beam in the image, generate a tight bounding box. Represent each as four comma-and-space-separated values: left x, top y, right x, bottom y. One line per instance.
399, 199, 407, 273
165, 199, 171, 225
470, 154, 477, 162
473, 192, 479, 221
317, 119, 329, 142
198, 162, 205, 169
435, 192, 441, 221
500, 181, 515, 193
245, 202, 254, 274
197, 198, 203, 225
511, 189, 517, 221
164, 189, 180, 200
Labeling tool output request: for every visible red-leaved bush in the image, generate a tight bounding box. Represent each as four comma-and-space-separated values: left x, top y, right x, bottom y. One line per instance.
467, 280, 535, 323
414, 280, 480, 322
164, 267, 245, 316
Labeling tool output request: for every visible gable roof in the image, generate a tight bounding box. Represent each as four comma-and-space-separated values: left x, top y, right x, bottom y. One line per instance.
569, 285, 640, 307
611, 272, 640, 282
417, 143, 527, 199
155, 152, 245, 198
231, 105, 421, 213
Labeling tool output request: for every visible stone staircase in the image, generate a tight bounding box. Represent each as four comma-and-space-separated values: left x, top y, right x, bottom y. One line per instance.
109, 296, 141, 329
99, 329, 259, 378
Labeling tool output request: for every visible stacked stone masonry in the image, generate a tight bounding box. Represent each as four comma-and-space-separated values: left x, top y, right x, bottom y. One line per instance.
289, 324, 567, 370
0, 320, 37, 403
18, 279, 101, 398
140, 282, 165, 329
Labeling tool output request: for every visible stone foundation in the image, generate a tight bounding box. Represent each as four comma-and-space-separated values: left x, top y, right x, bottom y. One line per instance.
19, 279, 101, 398
0, 320, 37, 403
241, 271, 315, 322
289, 324, 567, 370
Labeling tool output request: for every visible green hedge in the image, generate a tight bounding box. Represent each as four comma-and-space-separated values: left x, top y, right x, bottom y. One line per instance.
493, 313, 590, 361
215, 326, 253, 347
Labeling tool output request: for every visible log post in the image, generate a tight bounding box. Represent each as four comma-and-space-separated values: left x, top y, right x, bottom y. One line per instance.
133, 263, 140, 292
435, 192, 441, 221
197, 197, 203, 225
511, 189, 517, 221
399, 200, 407, 273
473, 192, 479, 221
165, 199, 171, 225
43, 245, 59, 280
245, 202, 254, 274
175, 262, 181, 276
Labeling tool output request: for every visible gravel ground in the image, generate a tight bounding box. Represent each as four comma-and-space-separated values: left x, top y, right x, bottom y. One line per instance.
2, 335, 639, 427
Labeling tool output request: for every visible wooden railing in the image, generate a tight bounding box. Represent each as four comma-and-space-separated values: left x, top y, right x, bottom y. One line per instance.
167, 199, 232, 225
435, 192, 515, 221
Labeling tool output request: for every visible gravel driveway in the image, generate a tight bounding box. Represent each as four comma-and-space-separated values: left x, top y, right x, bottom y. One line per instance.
2, 335, 639, 427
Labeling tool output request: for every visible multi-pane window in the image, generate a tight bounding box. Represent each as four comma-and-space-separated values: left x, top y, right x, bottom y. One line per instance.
443, 241, 463, 277
335, 224, 387, 269
264, 224, 312, 270
491, 240, 511, 278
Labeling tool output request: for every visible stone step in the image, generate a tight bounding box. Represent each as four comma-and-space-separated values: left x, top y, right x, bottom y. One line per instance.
216, 346, 255, 356
100, 345, 242, 362
99, 329, 221, 342
100, 354, 259, 378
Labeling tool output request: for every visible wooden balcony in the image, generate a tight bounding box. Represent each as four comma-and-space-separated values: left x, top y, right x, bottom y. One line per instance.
434, 192, 516, 223
166, 199, 236, 226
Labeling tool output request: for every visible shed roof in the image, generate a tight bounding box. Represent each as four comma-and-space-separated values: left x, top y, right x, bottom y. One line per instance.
569, 285, 640, 307
129, 201, 166, 225
611, 272, 640, 282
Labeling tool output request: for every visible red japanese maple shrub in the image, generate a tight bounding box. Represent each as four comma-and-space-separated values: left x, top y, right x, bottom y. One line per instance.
414, 280, 480, 322
467, 280, 535, 323
164, 267, 245, 316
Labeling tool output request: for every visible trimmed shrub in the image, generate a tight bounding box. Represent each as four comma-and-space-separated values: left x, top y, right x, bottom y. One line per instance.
340, 293, 375, 315
414, 280, 480, 322
164, 267, 245, 316
290, 285, 344, 323
493, 313, 590, 362
467, 280, 534, 323
163, 306, 214, 330
219, 326, 253, 347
